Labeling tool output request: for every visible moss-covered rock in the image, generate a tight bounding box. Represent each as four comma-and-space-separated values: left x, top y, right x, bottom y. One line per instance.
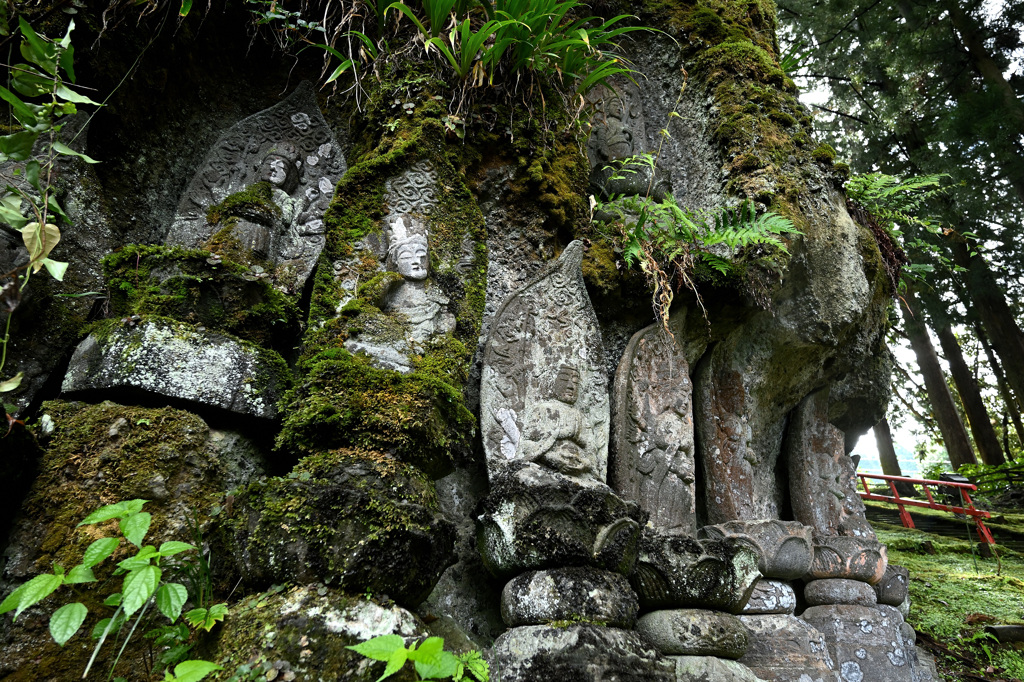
216, 448, 456, 607
103, 245, 300, 350
204, 584, 427, 682
0, 400, 244, 679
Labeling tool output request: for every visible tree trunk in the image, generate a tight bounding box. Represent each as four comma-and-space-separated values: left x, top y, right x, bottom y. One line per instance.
874, 417, 919, 496
903, 290, 978, 469
934, 321, 1005, 465
950, 237, 1024, 408
974, 320, 1024, 446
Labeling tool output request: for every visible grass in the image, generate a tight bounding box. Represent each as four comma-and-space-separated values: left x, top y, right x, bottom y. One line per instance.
873, 520, 1024, 681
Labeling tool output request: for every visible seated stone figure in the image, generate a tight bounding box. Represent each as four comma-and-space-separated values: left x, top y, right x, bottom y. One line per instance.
519, 364, 595, 477
384, 219, 455, 344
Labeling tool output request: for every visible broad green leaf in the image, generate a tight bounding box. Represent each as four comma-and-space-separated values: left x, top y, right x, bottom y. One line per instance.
184, 603, 228, 631
11, 66, 52, 98
19, 17, 57, 75
0, 372, 23, 393
78, 499, 148, 526
92, 611, 125, 639
104, 592, 122, 607
54, 85, 100, 107
380, 648, 408, 682
41, 258, 68, 281
20, 222, 60, 269
0, 572, 62, 618
170, 660, 222, 682
82, 537, 119, 568
179, 0, 193, 17
157, 541, 196, 557
156, 583, 188, 622
347, 634, 406, 661
122, 564, 160, 616
0, 194, 29, 229
0, 85, 39, 128
0, 130, 38, 163
64, 564, 97, 584
121, 511, 151, 547
52, 140, 99, 163
412, 647, 459, 680
407, 636, 444, 661
49, 602, 87, 645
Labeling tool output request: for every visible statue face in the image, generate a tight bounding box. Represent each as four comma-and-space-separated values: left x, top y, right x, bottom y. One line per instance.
396, 241, 429, 280
260, 153, 299, 193
554, 365, 581, 404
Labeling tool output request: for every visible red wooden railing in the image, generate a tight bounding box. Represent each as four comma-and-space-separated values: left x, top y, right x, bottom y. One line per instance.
856, 473, 996, 545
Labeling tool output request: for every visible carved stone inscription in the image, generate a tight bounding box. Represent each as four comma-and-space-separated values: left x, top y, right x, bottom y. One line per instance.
165, 82, 346, 290
611, 324, 695, 534
481, 241, 609, 484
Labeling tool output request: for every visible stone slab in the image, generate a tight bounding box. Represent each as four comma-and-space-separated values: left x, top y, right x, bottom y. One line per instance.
801, 604, 921, 682
804, 579, 878, 607
501, 567, 638, 628
737, 614, 839, 682
670, 655, 766, 682
636, 609, 748, 658
62, 318, 287, 419
493, 624, 674, 682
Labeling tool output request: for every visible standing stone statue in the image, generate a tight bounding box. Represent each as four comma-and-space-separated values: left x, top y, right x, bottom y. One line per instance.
481, 240, 609, 485
383, 214, 454, 343
611, 323, 696, 534
164, 81, 346, 293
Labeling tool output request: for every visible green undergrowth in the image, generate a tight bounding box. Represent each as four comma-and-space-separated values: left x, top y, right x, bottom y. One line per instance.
103, 245, 300, 349
874, 524, 1024, 681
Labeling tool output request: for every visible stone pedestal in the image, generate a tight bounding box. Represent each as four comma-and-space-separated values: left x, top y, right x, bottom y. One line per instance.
636, 609, 748, 658
632, 529, 761, 613
699, 520, 814, 580
493, 624, 674, 681
737, 614, 839, 682
874, 563, 910, 605
501, 567, 638, 628
807, 535, 887, 584
801, 604, 922, 682
477, 465, 642, 577
741, 579, 797, 615
804, 578, 877, 607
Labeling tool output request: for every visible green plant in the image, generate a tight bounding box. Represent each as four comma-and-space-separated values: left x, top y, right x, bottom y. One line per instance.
347, 634, 489, 682
597, 152, 800, 327
0, 499, 225, 681
0, 17, 101, 399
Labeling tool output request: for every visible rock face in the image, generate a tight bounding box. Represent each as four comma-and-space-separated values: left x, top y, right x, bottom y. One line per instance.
481, 241, 610, 485
165, 81, 345, 293
62, 317, 289, 420
611, 324, 696, 534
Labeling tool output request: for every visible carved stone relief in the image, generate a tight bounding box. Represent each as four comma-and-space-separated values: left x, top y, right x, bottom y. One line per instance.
341, 161, 457, 372
480, 241, 609, 484
165, 82, 346, 292
611, 323, 696, 534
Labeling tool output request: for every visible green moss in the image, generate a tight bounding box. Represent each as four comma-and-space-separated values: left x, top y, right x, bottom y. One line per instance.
206, 181, 281, 225
812, 143, 837, 164
102, 245, 299, 348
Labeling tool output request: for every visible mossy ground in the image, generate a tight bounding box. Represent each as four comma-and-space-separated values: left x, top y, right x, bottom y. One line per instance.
873, 522, 1024, 681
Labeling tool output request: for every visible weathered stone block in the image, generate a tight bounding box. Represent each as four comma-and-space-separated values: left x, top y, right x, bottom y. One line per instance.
493, 624, 674, 682
874, 563, 910, 606
477, 464, 642, 577
699, 520, 814, 580
63, 318, 289, 420
636, 609, 748, 658
801, 604, 920, 682
670, 656, 766, 682
219, 450, 455, 607
737, 614, 839, 682
807, 535, 888, 584
741, 579, 797, 615
631, 529, 761, 613
804, 578, 878, 607
501, 567, 638, 628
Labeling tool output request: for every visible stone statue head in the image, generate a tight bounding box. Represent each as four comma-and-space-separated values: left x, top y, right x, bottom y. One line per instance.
258, 141, 300, 194
386, 215, 430, 281
553, 364, 581, 405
